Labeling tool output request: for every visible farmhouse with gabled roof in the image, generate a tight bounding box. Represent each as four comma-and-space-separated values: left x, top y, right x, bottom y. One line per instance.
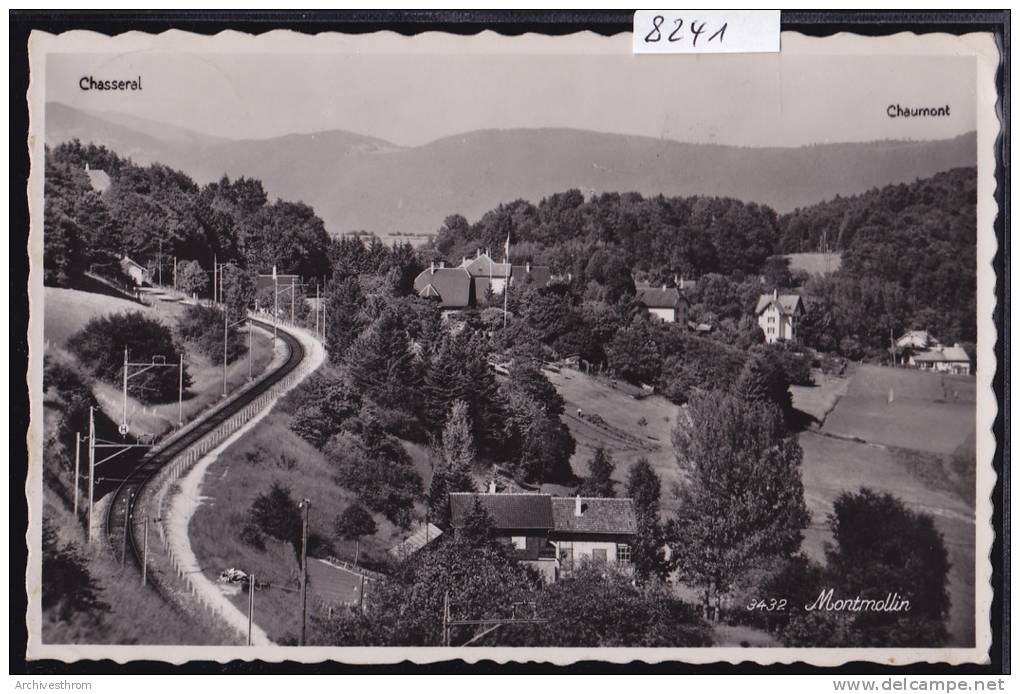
412, 249, 551, 312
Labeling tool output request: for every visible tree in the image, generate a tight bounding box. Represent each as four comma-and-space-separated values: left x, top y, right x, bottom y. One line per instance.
577, 447, 616, 498
41, 520, 108, 621
821, 488, 950, 646
334, 504, 378, 565
626, 458, 668, 581
732, 350, 793, 415
324, 274, 368, 361
67, 311, 191, 403
176, 259, 209, 298
346, 307, 422, 420
670, 391, 810, 619
441, 400, 476, 493
606, 319, 661, 385
460, 497, 497, 548
177, 304, 246, 362
219, 264, 257, 321
530, 562, 711, 647
244, 482, 303, 550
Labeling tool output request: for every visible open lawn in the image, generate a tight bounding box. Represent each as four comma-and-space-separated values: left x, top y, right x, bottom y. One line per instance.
189, 409, 413, 643
541, 366, 681, 509
45, 287, 276, 439
798, 362, 977, 647
783, 252, 842, 275
821, 365, 975, 455
790, 368, 852, 425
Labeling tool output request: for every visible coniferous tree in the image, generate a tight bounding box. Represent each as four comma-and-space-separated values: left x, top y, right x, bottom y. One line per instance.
626, 457, 668, 581
442, 400, 476, 493
324, 274, 367, 361
577, 447, 616, 498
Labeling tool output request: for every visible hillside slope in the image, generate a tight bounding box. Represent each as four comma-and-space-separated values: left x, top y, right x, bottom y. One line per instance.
47, 103, 977, 239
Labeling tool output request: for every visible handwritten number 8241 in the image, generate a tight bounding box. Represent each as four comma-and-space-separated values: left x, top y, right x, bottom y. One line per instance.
644, 16, 727, 46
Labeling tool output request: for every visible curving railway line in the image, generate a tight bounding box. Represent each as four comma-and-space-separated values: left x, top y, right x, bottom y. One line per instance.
104, 318, 306, 597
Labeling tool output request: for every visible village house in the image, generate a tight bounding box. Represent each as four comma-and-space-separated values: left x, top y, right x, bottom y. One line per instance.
119, 255, 151, 286
755, 289, 804, 343
909, 343, 972, 375
636, 284, 689, 324
412, 250, 551, 312
447, 488, 637, 582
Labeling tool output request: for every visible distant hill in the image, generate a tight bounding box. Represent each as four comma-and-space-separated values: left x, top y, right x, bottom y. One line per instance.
46, 102, 977, 240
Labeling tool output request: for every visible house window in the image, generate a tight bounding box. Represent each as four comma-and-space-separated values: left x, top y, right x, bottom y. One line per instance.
768, 316, 775, 324
592, 548, 608, 563
560, 546, 574, 570
616, 544, 632, 564
511, 536, 527, 550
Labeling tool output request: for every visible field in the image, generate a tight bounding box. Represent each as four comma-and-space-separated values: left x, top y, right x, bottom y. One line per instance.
44, 286, 276, 438
821, 365, 975, 455
541, 366, 681, 508
783, 252, 842, 275
794, 364, 977, 646
189, 406, 415, 643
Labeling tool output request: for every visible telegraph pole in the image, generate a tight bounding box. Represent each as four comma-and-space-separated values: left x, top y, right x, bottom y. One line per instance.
273, 267, 279, 344
158, 239, 163, 287
290, 280, 295, 326
248, 320, 253, 381
213, 253, 218, 306
314, 283, 320, 337
87, 407, 96, 543
223, 306, 229, 398
178, 353, 184, 428
121, 490, 132, 565
73, 432, 81, 519
247, 574, 256, 646
141, 516, 150, 586
122, 348, 129, 432
299, 499, 311, 646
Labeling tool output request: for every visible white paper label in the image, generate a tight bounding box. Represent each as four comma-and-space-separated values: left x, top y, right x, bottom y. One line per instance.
633, 10, 780, 54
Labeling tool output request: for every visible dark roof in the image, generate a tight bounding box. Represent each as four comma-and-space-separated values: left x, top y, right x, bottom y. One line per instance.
449, 493, 553, 530
551, 497, 637, 535
510, 265, 552, 289
913, 345, 970, 363
413, 267, 472, 309
755, 293, 803, 316
637, 286, 686, 309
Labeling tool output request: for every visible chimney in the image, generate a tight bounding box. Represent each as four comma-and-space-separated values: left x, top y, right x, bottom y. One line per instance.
774, 288, 778, 300
662, 283, 668, 291
574, 495, 583, 517
85, 162, 90, 172
430, 261, 435, 274
488, 480, 497, 494
526, 262, 531, 273
476, 248, 482, 259
462, 255, 467, 266
439, 260, 445, 269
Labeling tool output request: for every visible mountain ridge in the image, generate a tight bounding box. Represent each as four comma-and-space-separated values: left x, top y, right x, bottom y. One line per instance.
46, 102, 977, 240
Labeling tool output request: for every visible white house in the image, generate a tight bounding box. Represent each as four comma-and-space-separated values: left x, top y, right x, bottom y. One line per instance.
910, 343, 972, 375
755, 290, 804, 343
636, 285, 689, 324
119, 255, 151, 286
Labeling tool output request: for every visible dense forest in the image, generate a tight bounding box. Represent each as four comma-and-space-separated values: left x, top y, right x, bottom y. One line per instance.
44, 140, 333, 288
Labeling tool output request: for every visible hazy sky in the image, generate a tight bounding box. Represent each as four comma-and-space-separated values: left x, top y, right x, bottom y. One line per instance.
46, 48, 976, 147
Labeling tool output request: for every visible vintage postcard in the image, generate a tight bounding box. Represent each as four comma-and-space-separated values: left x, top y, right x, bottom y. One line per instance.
24, 26, 1001, 667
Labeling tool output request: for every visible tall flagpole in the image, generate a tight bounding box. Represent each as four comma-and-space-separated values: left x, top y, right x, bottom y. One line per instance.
503, 233, 510, 328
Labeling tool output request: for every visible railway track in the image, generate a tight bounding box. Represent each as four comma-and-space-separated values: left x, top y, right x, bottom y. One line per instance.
104, 319, 306, 598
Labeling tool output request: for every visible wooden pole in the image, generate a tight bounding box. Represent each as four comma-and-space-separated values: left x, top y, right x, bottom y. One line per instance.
248, 574, 255, 646
299, 499, 311, 646
223, 306, 229, 398
248, 320, 253, 381
87, 407, 95, 543
314, 283, 320, 337
178, 353, 184, 427
73, 432, 81, 519
443, 591, 450, 647
121, 490, 132, 565
359, 574, 366, 614
122, 347, 129, 432
213, 253, 217, 306
141, 517, 150, 586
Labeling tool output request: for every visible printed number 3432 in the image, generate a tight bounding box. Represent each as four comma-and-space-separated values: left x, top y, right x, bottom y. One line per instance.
746, 598, 787, 611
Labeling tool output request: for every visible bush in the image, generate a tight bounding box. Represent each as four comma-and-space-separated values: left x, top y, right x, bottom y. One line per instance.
67, 311, 190, 403
177, 304, 247, 362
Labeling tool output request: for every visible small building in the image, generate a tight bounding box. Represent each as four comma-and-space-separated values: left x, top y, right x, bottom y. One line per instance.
910, 343, 972, 375
412, 250, 552, 313
637, 285, 689, 324
84, 162, 111, 193
447, 489, 636, 582
389, 523, 444, 562
755, 290, 804, 343
119, 255, 151, 286
896, 329, 939, 351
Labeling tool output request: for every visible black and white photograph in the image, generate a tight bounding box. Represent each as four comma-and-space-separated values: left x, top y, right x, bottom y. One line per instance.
20, 18, 1002, 669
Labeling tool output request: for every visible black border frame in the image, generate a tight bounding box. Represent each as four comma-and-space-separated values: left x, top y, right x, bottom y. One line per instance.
8, 9, 1009, 676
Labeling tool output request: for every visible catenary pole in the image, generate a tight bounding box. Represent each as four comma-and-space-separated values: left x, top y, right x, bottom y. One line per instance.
121, 490, 132, 565
247, 574, 255, 646
122, 347, 129, 432
223, 306, 229, 398
178, 353, 184, 427
299, 499, 311, 645
87, 407, 96, 543
141, 517, 150, 586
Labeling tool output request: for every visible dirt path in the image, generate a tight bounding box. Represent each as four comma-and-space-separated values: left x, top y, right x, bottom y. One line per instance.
163, 324, 326, 644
